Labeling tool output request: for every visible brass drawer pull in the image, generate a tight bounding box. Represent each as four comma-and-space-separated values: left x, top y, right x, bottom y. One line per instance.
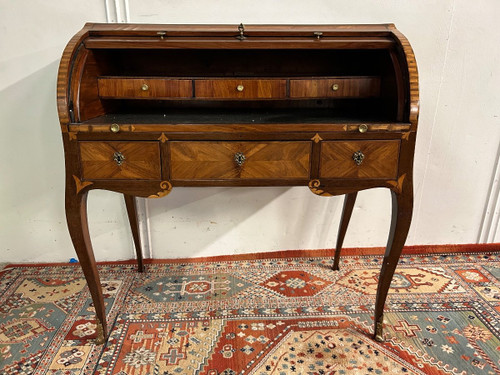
113, 151, 126, 166
234, 152, 246, 166
110, 123, 120, 133
331, 83, 339, 91
141, 83, 149, 91
358, 124, 368, 133
236, 84, 244, 92
352, 150, 365, 166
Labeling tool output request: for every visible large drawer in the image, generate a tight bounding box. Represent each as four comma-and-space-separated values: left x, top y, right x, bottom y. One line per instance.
195, 79, 287, 99
320, 140, 400, 179
290, 77, 380, 98
98, 78, 192, 99
79, 141, 161, 179
170, 141, 311, 180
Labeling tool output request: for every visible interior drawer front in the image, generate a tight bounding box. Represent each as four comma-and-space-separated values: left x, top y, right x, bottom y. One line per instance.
98, 78, 192, 98
195, 79, 287, 99
79, 141, 161, 180
320, 140, 399, 179
171, 141, 311, 180
289, 77, 380, 98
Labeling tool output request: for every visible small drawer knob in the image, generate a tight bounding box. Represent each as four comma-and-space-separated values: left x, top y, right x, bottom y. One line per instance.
331, 83, 339, 91
358, 124, 368, 133
236, 85, 244, 92
113, 151, 125, 166
110, 123, 120, 133
234, 152, 246, 167
141, 83, 149, 91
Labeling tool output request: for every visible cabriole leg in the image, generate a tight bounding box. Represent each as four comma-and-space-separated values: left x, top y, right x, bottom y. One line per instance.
333, 192, 358, 270
373, 186, 413, 341
124, 194, 144, 272
65, 189, 107, 345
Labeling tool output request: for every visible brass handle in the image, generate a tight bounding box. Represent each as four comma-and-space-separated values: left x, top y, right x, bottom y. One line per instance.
113, 151, 125, 166
157, 31, 166, 40
141, 83, 149, 91
236, 85, 244, 92
358, 124, 368, 133
110, 123, 120, 133
331, 83, 339, 91
234, 152, 246, 167
313, 31, 323, 39
353, 151, 365, 166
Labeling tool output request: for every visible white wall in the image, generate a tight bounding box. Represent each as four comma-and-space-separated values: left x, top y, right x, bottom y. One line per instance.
0, 0, 499, 263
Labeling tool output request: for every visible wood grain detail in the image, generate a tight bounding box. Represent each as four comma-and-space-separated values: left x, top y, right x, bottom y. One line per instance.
98, 78, 192, 99
195, 79, 286, 99
79, 141, 161, 180
171, 141, 311, 180
320, 140, 400, 179
290, 77, 380, 98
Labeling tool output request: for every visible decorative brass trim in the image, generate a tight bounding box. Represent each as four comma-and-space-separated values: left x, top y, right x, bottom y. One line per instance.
95, 320, 105, 345
158, 133, 168, 143
148, 180, 173, 198
313, 31, 323, 39
374, 318, 384, 342
387, 174, 406, 194
311, 133, 323, 143
352, 150, 365, 166
402, 131, 411, 141
113, 151, 125, 166
234, 152, 246, 167
73, 175, 93, 194
308, 179, 332, 197
68, 132, 77, 141
236, 23, 247, 40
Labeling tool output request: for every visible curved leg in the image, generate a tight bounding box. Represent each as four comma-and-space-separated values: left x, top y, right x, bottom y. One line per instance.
124, 194, 144, 272
333, 192, 358, 270
373, 186, 413, 341
65, 189, 107, 344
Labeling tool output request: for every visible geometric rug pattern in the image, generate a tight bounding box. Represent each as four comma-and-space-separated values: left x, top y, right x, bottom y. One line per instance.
0, 250, 499, 374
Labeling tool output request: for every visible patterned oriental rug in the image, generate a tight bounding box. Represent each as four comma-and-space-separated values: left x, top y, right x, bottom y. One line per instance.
0, 247, 499, 375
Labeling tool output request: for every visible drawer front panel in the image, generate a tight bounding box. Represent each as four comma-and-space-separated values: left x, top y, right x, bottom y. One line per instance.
290, 77, 380, 98
98, 78, 193, 98
320, 140, 399, 179
195, 79, 287, 99
171, 141, 311, 180
80, 142, 161, 179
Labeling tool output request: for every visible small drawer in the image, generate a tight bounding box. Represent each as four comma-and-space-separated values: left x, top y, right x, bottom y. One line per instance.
170, 141, 311, 180
79, 141, 161, 179
97, 78, 192, 98
195, 79, 287, 99
320, 140, 399, 179
289, 77, 380, 98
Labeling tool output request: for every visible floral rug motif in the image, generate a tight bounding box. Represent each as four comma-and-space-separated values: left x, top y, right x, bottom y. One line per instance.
0, 250, 499, 374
